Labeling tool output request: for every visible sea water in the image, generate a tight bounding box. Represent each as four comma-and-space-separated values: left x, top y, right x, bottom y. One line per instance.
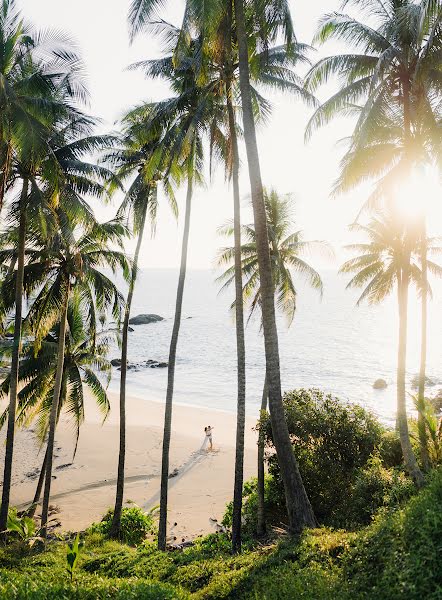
108, 268, 442, 425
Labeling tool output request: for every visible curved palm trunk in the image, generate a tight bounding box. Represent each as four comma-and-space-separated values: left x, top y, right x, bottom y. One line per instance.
110, 206, 149, 539
41, 284, 70, 538
417, 219, 430, 471
0, 178, 29, 534
233, 0, 315, 532
257, 375, 268, 536
26, 448, 48, 517
397, 264, 424, 487
158, 176, 193, 551
227, 82, 247, 554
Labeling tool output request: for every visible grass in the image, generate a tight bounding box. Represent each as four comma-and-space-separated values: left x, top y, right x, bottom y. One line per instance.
0, 469, 440, 599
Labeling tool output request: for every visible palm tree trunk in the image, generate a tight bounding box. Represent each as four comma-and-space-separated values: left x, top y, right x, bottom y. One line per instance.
257, 375, 268, 536
227, 76, 247, 554
26, 448, 48, 517
417, 218, 430, 471
233, 0, 315, 533
110, 204, 149, 539
397, 264, 424, 487
41, 283, 70, 538
158, 175, 193, 551
0, 177, 29, 535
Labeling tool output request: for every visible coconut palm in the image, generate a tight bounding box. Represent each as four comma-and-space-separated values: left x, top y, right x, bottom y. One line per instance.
128, 0, 317, 536
217, 188, 327, 534
0, 292, 114, 515
0, 47, 90, 535
0, 211, 130, 536
123, 29, 228, 549
340, 210, 442, 485
105, 108, 181, 539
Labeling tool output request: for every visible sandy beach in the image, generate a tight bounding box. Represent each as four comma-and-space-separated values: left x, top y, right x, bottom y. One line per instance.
0, 390, 258, 541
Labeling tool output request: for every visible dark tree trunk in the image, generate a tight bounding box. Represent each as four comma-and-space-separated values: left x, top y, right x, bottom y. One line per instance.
257, 376, 268, 537
26, 448, 48, 517
110, 206, 149, 539
397, 263, 424, 487
227, 75, 247, 554
41, 284, 70, 538
233, 0, 315, 532
417, 219, 430, 471
0, 178, 29, 535
158, 175, 193, 551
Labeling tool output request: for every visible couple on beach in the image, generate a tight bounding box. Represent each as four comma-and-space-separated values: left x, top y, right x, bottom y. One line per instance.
202, 426, 214, 451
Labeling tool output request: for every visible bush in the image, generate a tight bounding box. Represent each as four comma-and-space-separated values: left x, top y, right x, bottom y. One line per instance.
348, 456, 414, 526
343, 468, 442, 599
262, 388, 405, 527
89, 506, 155, 546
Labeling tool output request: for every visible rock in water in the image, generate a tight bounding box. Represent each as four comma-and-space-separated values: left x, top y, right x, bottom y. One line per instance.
128, 314, 164, 325
111, 359, 122, 367
373, 378, 388, 389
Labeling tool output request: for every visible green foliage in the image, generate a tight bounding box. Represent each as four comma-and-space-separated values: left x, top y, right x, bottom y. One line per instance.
66, 533, 83, 581
348, 456, 414, 526
343, 468, 442, 600
89, 506, 156, 546
6, 509, 37, 541
0, 473, 441, 599
263, 388, 403, 527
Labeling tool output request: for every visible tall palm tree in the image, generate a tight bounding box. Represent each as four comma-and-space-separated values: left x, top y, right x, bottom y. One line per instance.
306, 0, 442, 480
105, 110, 180, 539
0, 292, 114, 514
340, 211, 442, 485
128, 0, 317, 535
124, 30, 225, 549
2, 213, 130, 536
232, 0, 316, 533
0, 43, 89, 535
217, 188, 327, 534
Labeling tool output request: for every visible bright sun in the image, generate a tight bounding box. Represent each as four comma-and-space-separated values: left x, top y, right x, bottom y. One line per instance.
394, 168, 442, 229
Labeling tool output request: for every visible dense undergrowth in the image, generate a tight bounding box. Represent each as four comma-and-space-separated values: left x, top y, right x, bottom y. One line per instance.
0, 468, 440, 599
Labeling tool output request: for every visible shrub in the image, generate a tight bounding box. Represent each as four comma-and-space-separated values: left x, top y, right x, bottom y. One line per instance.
348, 456, 414, 526
262, 388, 405, 527
89, 506, 155, 546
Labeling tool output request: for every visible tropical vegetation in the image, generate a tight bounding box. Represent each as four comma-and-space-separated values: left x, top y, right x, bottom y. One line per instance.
0, 0, 441, 597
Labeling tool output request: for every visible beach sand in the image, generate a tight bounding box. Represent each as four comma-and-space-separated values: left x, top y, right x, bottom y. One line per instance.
1, 391, 258, 541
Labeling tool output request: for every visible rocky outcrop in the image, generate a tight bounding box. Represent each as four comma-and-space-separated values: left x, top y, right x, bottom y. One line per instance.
111, 358, 168, 371
373, 378, 388, 389
128, 314, 164, 325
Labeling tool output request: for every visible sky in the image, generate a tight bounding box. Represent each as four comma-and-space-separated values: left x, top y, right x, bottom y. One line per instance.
18, 0, 381, 269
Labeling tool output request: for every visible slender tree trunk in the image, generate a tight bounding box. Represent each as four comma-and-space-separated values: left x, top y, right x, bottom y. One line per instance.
26, 448, 48, 517
0, 142, 12, 213
158, 175, 193, 551
110, 205, 149, 538
417, 218, 430, 471
227, 79, 247, 554
41, 283, 70, 538
397, 264, 424, 487
233, 0, 315, 532
257, 375, 268, 536
0, 178, 29, 535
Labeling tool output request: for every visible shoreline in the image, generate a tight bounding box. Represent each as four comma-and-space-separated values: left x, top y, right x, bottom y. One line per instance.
1, 390, 258, 541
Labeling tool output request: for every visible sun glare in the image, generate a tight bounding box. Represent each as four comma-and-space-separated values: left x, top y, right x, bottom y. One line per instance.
394, 168, 442, 228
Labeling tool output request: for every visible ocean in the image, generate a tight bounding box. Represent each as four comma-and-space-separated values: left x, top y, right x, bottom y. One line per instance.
108, 268, 442, 426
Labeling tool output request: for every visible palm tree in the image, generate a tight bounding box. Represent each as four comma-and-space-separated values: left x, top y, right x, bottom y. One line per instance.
2, 212, 130, 536
340, 210, 442, 486
128, 0, 317, 536
0, 43, 88, 535
306, 0, 442, 480
122, 28, 225, 548
0, 292, 114, 515
217, 188, 327, 534
105, 109, 180, 539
